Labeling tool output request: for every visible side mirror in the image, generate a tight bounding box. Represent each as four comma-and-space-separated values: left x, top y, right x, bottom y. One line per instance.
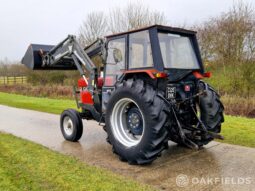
113, 49, 123, 63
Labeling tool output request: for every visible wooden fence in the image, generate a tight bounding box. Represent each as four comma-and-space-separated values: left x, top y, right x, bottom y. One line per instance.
0, 76, 27, 85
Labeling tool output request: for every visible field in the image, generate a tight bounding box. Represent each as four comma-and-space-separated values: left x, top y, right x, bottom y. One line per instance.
0, 92, 254, 148
0, 133, 153, 191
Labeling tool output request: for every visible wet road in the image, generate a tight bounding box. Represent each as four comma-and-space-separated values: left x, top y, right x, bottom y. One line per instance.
0, 105, 254, 191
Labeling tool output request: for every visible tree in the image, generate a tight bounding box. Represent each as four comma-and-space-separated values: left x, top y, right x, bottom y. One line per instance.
195, 2, 255, 96
195, 2, 255, 66
78, 2, 168, 44
108, 2, 167, 33
78, 12, 108, 47
0, 59, 29, 77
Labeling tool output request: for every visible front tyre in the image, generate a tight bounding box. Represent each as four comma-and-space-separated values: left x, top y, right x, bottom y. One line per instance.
60, 109, 83, 142
105, 79, 168, 165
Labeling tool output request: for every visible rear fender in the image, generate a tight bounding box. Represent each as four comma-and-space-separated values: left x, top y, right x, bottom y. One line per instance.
123, 69, 168, 80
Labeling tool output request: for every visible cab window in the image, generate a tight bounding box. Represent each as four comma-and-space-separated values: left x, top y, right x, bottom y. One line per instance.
129, 30, 153, 68
105, 37, 126, 86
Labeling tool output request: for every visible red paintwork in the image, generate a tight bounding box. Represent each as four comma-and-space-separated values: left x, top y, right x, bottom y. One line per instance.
78, 69, 168, 89
78, 77, 104, 88
123, 69, 157, 79
123, 69, 169, 79
77, 78, 92, 105
97, 77, 104, 88
78, 78, 88, 87
78, 76, 117, 88
203, 72, 212, 78
77, 77, 105, 105
193, 71, 203, 79
80, 90, 94, 105
193, 71, 211, 79
104, 76, 115, 86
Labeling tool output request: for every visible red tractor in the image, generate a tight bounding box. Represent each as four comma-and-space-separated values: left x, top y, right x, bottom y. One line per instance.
22, 25, 224, 164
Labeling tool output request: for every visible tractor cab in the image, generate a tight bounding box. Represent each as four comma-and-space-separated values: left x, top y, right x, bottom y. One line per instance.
102, 25, 204, 85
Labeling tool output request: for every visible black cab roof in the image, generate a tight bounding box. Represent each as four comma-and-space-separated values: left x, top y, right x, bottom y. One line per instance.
106, 25, 196, 38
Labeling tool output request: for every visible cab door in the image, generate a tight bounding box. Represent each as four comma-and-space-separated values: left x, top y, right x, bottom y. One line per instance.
104, 36, 127, 86
102, 35, 127, 112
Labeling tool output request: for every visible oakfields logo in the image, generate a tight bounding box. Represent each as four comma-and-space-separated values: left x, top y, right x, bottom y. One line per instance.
176, 174, 189, 187
176, 174, 252, 187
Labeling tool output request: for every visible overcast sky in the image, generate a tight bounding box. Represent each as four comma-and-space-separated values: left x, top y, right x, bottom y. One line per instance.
0, 0, 254, 61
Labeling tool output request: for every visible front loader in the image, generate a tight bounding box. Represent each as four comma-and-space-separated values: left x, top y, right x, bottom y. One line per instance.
22, 25, 224, 164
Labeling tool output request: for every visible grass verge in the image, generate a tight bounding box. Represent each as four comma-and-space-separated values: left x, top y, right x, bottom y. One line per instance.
220, 115, 255, 147
0, 92, 254, 147
0, 92, 76, 114
0, 133, 153, 191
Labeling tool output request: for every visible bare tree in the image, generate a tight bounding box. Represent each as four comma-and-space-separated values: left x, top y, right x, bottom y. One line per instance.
78, 3, 167, 45
78, 12, 108, 47
0, 61, 29, 77
108, 2, 168, 33
108, 8, 127, 33
0, 63, 8, 76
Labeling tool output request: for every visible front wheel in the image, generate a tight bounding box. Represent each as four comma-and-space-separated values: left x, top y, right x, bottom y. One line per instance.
105, 79, 168, 165
60, 109, 83, 142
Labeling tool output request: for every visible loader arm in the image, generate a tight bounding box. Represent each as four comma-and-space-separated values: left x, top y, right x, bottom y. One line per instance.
42, 35, 97, 93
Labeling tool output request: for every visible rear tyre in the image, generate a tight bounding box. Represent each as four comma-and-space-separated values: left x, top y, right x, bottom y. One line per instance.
196, 82, 224, 146
60, 109, 83, 142
105, 79, 168, 165
171, 82, 224, 147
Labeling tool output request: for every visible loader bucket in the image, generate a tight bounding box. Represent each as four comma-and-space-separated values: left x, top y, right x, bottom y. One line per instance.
22, 44, 53, 70
21, 44, 76, 70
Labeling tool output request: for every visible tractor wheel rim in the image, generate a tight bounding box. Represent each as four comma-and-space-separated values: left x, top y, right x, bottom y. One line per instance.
110, 98, 145, 147
63, 116, 74, 136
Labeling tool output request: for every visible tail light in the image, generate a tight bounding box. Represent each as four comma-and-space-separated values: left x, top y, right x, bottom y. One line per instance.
154, 72, 168, 78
